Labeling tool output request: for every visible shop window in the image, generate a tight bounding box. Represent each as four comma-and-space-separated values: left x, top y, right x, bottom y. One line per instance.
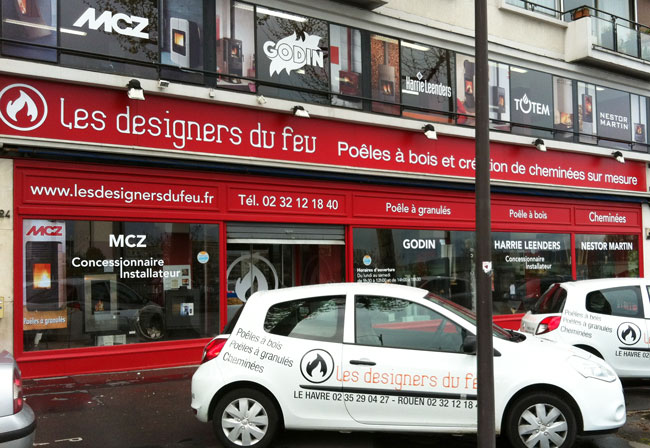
455, 53, 475, 126
353, 228, 475, 310
401, 40, 455, 124
255, 6, 330, 104
330, 24, 364, 109
22, 220, 220, 351
510, 66, 553, 138
370, 34, 400, 115
355, 295, 466, 353
489, 61, 511, 131
553, 76, 575, 141
59, 0, 158, 78
577, 82, 598, 145
586, 286, 643, 318
631, 94, 648, 152
491, 232, 571, 314
216, 0, 255, 92
1, 0, 57, 62
264, 296, 345, 342
576, 234, 639, 279
596, 86, 632, 150
159, 0, 208, 85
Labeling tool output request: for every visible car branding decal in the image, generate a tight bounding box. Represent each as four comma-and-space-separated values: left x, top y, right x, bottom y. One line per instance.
298, 384, 477, 401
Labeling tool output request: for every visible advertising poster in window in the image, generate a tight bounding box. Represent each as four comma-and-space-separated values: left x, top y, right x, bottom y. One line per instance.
22, 220, 220, 351
1, 0, 57, 61
256, 7, 329, 104
489, 61, 510, 131
578, 82, 597, 144
455, 53, 475, 125
330, 24, 363, 109
160, 0, 205, 84
576, 234, 639, 280
400, 41, 454, 122
553, 76, 574, 140
510, 67, 553, 137
370, 34, 400, 115
216, 0, 255, 92
596, 86, 632, 149
491, 232, 571, 314
59, 0, 158, 77
631, 94, 648, 150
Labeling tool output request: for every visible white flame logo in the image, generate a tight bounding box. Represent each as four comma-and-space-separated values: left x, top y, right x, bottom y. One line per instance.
0, 83, 48, 131
519, 94, 532, 114
263, 32, 324, 76
226, 253, 279, 302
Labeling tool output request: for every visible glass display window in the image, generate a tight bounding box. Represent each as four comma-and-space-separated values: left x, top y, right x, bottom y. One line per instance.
330, 24, 364, 110
631, 94, 648, 152
596, 86, 632, 149
401, 40, 455, 123
577, 82, 598, 145
59, 0, 158, 78
1, 0, 57, 61
22, 219, 220, 351
256, 6, 330, 104
510, 66, 553, 138
455, 53, 476, 126
576, 234, 639, 280
216, 1, 255, 92
489, 61, 510, 131
352, 228, 476, 310
370, 34, 400, 115
553, 76, 575, 141
491, 232, 571, 314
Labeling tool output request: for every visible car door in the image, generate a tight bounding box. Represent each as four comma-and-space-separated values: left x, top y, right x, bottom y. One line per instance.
260, 294, 347, 424
341, 294, 477, 427
584, 285, 650, 377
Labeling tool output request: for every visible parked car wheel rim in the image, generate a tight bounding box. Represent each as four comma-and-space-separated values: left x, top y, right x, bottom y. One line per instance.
517, 403, 568, 448
221, 397, 269, 446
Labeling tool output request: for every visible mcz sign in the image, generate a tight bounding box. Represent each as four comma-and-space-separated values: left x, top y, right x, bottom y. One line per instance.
73, 7, 150, 39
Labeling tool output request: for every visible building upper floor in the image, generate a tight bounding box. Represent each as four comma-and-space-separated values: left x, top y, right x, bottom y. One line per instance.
2, 0, 650, 166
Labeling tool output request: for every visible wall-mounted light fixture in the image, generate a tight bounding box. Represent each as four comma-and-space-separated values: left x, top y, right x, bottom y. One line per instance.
533, 138, 546, 152
423, 124, 437, 140
208, 89, 216, 98
292, 105, 310, 118
613, 151, 625, 164
126, 79, 145, 100
158, 79, 170, 89
256, 95, 267, 105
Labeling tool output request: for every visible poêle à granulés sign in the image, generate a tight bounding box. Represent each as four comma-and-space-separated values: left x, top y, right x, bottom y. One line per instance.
0, 75, 645, 194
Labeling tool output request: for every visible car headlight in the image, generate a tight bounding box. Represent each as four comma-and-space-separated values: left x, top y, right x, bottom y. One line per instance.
568, 356, 618, 382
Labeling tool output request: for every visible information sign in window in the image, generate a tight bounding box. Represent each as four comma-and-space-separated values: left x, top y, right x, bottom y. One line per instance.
576, 234, 639, 280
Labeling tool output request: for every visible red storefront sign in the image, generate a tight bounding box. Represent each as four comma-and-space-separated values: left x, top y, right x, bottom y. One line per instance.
0, 75, 647, 194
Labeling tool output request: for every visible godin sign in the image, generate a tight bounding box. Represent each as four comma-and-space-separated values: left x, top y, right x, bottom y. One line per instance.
0, 75, 646, 194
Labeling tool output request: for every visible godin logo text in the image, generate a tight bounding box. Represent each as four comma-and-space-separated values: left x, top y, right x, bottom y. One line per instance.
0, 83, 48, 131
263, 32, 324, 76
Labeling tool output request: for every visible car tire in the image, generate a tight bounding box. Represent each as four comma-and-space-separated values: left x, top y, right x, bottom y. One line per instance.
505, 392, 577, 448
212, 388, 280, 448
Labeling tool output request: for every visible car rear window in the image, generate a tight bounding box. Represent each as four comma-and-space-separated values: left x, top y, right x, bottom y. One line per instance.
531, 284, 567, 314
264, 296, 345, 343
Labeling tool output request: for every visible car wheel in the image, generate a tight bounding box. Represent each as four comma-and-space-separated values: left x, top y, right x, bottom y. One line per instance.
213, 388, 280, 448
505, 392, 577, 448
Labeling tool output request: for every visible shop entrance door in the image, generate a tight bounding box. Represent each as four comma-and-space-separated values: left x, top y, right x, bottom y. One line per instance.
225, 223, 345, 321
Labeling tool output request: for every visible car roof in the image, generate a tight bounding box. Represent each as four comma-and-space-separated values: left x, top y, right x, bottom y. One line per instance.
560, 277, 647, 291
247, 282, 429, 304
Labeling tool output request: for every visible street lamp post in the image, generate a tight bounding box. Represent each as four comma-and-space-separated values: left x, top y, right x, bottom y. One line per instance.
474, 0, 496, 447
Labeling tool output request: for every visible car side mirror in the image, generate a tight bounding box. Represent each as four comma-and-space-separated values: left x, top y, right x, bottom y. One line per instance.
463, 334, 477, 354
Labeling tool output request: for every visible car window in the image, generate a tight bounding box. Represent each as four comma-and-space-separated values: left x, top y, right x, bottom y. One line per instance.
532, 284, 567, 314
264, 296, 345, 343
586, 286, 643, 318
355, 295, 466, 353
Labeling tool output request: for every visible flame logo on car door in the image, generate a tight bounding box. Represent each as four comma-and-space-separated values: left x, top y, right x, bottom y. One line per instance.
300, 349, 334, 384
617, 322, 642, 345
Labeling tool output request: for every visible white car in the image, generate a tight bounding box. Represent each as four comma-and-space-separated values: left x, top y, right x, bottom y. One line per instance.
191, 283, 625, 448
520, 277, 650, 379
0, 351, 35, 448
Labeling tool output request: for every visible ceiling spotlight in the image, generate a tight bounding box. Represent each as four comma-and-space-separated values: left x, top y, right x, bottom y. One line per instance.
423, 124, 437, 140
158, 79, 170, 89
292, 105, 310, 118
613, 150, 625, 164
533, 138, 546, 152
256, 95, 267, 105
126, 79, 145, 100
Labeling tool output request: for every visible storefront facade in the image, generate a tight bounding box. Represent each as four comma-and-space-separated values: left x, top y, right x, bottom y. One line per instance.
2, 1, 650, 378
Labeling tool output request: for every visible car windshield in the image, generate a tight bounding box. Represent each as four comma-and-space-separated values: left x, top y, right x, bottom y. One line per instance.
424, 292, 513, 340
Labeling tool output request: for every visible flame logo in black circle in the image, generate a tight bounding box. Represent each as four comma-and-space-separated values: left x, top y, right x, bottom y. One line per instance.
300, 349, 334, 384
617, 322, 641, 345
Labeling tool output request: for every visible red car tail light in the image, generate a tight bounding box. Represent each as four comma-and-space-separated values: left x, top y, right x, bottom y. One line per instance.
13, 368, 24, 414
536, 316, 562, 335
202, 338, 228, 364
